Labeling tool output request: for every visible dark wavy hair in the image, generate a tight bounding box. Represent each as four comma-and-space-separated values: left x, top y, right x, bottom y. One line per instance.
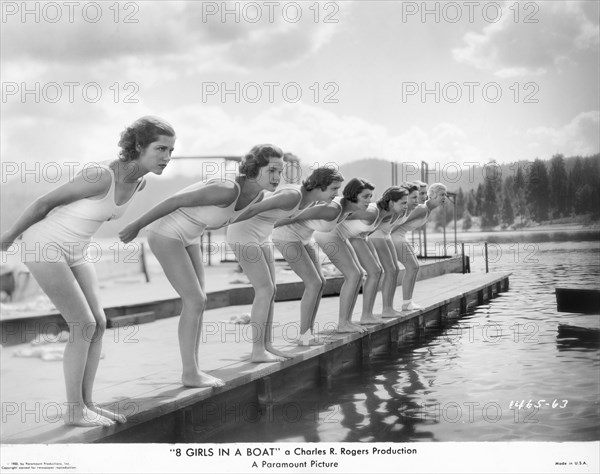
343, 178, 375, 203
400, 182, 419, 194
118, 116, 175, 162
303, 167, 344, 192
239, 144, 284, 178
377, 186, 409, 211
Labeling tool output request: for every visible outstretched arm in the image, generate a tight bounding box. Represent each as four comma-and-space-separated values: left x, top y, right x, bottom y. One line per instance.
1, 167, 111, 251
232, 189, 301, 225
344, 206, 379, 224
119, 181, 238, 242
273, 203, 339, 228
400, 205, 427, 227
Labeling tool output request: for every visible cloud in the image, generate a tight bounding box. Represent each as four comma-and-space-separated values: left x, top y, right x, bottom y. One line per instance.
453, 1, 599, 77
525, 111, 600, 156
142, 102, 486, 173
1, 1, 341, 82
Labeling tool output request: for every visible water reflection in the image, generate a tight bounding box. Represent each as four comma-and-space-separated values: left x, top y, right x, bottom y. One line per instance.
182, 239, 600, 442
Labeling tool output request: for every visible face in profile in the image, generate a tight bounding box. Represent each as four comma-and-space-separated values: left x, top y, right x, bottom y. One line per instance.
321, 182, 342, 202
256, 156, 284, 191
408, 190, 419, 209
356, 188, 373, 209
392, 196, 409, 214
418, 186, 428, 204
434, 189, 448, 205
138, 135, 176, 175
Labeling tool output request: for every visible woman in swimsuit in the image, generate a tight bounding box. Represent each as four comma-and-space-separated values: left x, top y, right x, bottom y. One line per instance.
1, 116, 176, 426
368, 186, 411, 317
313, 178, 382, 333
270, 167, 345, 346
119, 144, 282, 383
391, 182, 447, 311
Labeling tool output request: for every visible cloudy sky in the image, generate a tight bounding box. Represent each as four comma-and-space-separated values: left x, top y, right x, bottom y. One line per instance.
1, 0, 598, 178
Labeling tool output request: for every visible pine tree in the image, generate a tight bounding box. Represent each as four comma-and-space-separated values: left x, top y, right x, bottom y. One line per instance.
481, 176, 500, 228
502, 195, 514, 226
549, 154, 568, 218
527, 159, 549, 221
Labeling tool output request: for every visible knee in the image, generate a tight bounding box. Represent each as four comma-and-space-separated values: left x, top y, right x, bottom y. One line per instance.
89, 310, 107, 333
388, 266, 400, 279
95, 317, 107, 333
256, 282, 276, 300
370, 265, 383, 281
184, 293, 207, 313
307, 278, 326, 293
345, 269, 363, 286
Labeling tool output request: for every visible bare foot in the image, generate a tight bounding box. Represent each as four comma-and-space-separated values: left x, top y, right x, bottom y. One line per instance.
359, 316, 384, 325
402, 302, 423, 311
64, 407, 114, 427
336, 323, 364, 333
350, 322, 368, 332
266, 346, 295, 359
86, 403, 127, 423
251, 350, 286, 363
182, 372, 226, 388
381, 309, 404, 318
296, 333, 325, 346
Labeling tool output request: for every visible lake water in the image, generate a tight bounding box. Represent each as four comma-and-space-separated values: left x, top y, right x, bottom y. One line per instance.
186, 235, 600, 443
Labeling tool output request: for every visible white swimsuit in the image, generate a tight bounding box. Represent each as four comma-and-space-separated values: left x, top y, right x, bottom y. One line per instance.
21, 163, 141, 267
370, 210, 407, 240
271, 201, 341, 245
226, 185, 304, 247
392, 204, 430, 243
335, 203, 381, 240
148, 178, 259, 247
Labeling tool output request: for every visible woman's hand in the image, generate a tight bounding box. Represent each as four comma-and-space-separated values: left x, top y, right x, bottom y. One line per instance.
0, 232, 16, 251
119, 223, 140, 243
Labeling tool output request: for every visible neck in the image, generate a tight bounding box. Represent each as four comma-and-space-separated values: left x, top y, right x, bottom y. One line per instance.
112, 159, 148, 183
239, 176, 263, 198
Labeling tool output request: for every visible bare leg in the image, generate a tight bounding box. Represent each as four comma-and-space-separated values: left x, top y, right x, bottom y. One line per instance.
314, 233, 365, 333
72, 264, 126, 422
230, 243, 286, 362
392, 235, 421, 309
262, 244, 294, 359
149, 232, 224, 387
274, 240, 326, 345
370, 237, 402, 317
25, 262, 113, 427
349, 238, 383, 325
185, 243, 207, 371
303, 241, 327, 344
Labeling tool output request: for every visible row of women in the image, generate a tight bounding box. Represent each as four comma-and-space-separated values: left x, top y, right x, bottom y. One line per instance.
0, 117, 447, 427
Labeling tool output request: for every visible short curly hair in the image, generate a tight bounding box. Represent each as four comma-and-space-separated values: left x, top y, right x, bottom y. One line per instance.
377, 186, 409, 211
118, 116, 176, 162
239, 144, 284, 178
303, 167, 344, 192
343, 178, 375, 203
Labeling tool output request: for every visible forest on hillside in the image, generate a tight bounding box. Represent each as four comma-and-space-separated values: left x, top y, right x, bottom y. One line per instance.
429, 154, 600, 231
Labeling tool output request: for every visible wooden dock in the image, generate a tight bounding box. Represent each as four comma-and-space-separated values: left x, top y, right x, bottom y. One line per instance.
1, 270, 510, 444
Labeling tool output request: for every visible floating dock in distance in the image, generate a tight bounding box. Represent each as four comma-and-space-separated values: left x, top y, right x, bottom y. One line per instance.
1, 270, 510, 444
555, 288, 600, 314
